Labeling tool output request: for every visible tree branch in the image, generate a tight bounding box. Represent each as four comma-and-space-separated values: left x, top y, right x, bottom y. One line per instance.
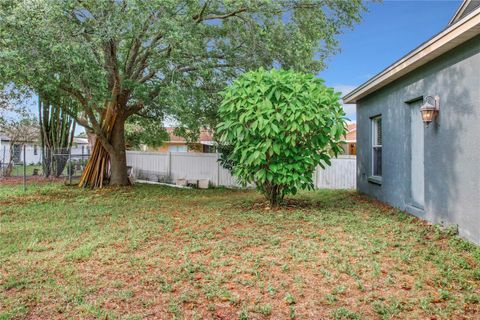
125, 102, 144, 117
104, 39, 121, 92
124, 12, 157, 77
193, 1, 209, 22
130, 32, 165, 81
198, 8, 248, 21
58, 84, 110, 150
176, 63, 235, 73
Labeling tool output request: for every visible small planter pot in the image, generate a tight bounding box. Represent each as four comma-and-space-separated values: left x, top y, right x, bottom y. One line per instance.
198, 179, 209, 189
176, 178, 187, 186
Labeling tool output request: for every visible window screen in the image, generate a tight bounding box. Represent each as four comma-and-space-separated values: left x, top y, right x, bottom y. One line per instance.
372, 116, 382, 177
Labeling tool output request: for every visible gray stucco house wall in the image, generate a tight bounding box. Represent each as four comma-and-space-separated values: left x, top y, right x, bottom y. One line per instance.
355, 34, 480, 244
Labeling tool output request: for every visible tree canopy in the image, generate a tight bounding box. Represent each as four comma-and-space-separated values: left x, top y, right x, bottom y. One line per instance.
0, 0, 364, 186
217, 69, 346, 206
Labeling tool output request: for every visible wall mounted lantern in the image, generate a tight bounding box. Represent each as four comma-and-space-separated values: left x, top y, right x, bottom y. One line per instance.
420, 96, 440, 127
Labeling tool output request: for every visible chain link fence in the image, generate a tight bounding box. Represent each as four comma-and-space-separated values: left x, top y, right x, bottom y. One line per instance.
0, 144, 90, 189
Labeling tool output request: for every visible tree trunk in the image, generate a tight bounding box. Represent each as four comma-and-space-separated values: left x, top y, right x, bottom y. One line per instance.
108, 116, 129, 186
42, 148, 52, 178
264, 183, 282, 207
4, 144, 15, 177
79, 102, 130, 188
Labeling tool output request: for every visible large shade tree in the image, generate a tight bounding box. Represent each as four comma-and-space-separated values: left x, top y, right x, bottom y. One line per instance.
0, 0, 364, 187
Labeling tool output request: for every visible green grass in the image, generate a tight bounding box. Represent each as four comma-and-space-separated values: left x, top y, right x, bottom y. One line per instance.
3, 164, 42, 177
0, 184, 479, 319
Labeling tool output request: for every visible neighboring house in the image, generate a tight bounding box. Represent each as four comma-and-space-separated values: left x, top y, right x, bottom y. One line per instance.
0, 135, 41, 165
0, 134, 92, 167
147, 128, 216, 153
343, 0, 480, 244
341, 123, 356, 156
72, 137, 91, 156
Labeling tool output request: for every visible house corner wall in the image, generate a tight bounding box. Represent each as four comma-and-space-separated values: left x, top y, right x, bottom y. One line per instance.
356, 35, 480, 244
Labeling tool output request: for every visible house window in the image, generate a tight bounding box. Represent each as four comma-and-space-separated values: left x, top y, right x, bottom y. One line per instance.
12, 144, 21, 163
202, 144, 216, 153
33, 144, 38, 155
168, 145, 188, 153
372, 116, 382, 177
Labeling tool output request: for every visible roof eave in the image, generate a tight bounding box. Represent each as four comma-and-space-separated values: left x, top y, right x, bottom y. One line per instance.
449, 0, 471, 25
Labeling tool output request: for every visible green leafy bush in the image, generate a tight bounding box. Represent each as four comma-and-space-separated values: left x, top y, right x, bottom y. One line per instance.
217, 68, 346, 206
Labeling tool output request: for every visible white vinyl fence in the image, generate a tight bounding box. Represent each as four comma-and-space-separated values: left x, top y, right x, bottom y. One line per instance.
126, 151, 356, 189
314, 156, 356, 189
126, 151, 240, 187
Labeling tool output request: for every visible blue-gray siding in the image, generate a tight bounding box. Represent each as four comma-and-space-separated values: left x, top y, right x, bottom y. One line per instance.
357, 35, 480, 244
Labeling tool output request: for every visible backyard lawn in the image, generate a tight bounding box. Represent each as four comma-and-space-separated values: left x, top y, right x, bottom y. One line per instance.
0, 184, 479, 319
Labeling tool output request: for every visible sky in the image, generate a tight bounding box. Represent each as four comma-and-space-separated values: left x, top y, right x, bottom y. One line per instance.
320, 0, 462, 122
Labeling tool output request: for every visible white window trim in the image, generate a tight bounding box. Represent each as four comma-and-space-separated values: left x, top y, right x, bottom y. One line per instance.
370, 116, 382, 184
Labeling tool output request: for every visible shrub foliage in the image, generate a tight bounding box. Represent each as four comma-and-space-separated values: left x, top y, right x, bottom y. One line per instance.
217, 69, 346, 206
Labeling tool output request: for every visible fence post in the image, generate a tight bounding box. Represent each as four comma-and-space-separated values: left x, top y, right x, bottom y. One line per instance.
23, 145, 26, 192
1, 145, 5, 176
167, 152, 171, 182
68, 148, 72, 185
313, 166, 318, 189
216, 152, 220, 186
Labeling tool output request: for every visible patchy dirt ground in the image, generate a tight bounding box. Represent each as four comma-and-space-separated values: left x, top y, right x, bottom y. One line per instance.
0, 176, 64, 186
0, 184, 479, 319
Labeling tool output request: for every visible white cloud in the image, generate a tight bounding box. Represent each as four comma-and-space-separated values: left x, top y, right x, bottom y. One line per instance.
333, 84, 357, 122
